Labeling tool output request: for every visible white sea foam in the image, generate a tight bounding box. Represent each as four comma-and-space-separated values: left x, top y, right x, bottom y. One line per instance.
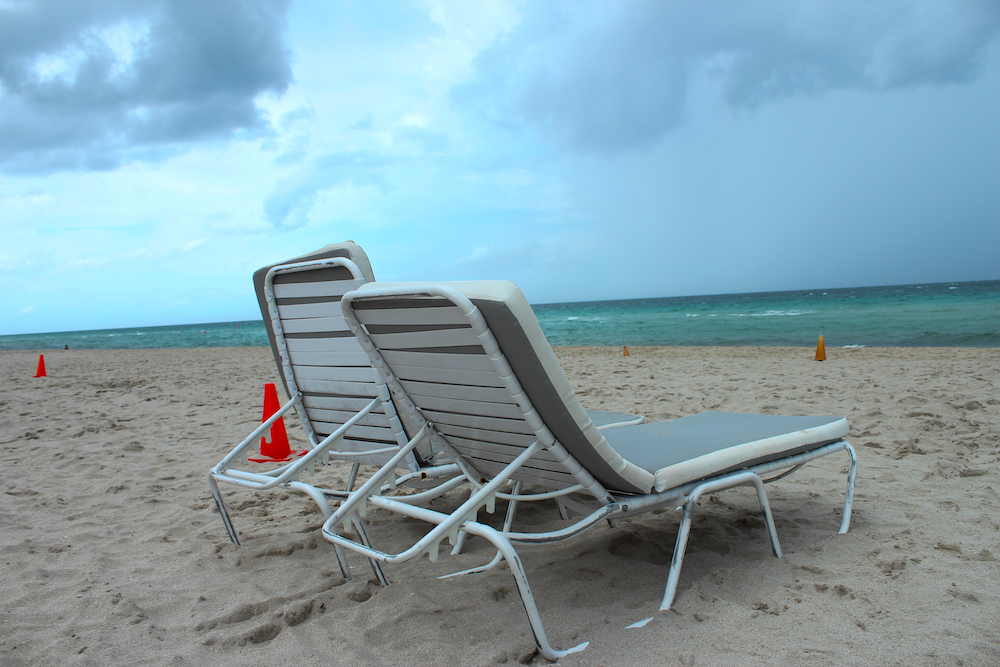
731, 310, 817, 317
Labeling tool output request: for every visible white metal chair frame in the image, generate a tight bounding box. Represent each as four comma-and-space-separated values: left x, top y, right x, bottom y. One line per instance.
321, 284, 857, 660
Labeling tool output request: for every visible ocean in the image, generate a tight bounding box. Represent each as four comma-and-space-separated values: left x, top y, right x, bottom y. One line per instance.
2, 280, 998, 351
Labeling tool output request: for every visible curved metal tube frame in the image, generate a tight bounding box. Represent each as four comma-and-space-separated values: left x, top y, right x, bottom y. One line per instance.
319, 439, 857, 659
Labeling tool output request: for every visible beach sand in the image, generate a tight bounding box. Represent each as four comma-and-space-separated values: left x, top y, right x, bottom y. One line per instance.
1, 346, 998, 666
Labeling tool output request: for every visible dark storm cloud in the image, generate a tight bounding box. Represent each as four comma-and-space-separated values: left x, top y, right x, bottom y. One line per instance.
0, 0, 292, 174
456, 0, 1000, 153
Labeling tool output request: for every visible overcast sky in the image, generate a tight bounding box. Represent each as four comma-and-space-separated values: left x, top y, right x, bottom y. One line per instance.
2, 0, 999, 335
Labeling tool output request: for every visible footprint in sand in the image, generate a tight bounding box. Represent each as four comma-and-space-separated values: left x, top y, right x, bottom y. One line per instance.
607, 532, 672, 565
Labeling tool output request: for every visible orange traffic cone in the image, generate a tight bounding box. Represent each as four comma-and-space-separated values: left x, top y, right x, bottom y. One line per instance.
815, 335, 826, 361
623, 346, 630, 357
248, 383, 307, 463
34, 354, 47, 377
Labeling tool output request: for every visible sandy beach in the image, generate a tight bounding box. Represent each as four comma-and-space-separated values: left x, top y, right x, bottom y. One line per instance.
1, 345, 998, 666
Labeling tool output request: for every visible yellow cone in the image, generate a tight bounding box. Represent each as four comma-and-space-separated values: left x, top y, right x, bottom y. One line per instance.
623, 345, 630, 357
815, 335, 826, 361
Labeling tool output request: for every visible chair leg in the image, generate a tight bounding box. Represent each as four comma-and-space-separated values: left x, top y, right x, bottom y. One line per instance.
661, 494, 697, 611
660, 471, 781, 611
442, 482, 522, 575
450, 527, 469, 555
462, 521, 589, 661
452, 480, 519, 555
504, 481, 522, 532
748, 475, 782, 559
352, 517, 390, 586
325, 462, 363, 578
331, 543, 354, 580
208, 474, 241, 546
282, 480, 353, 579
838, 442, 858, 534
346, 462, 361, 492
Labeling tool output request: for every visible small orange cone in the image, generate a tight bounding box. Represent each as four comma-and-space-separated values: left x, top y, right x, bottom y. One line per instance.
34, 354, 47, 377
248, 383, 307, 463
815, 335, 826, 361
623, 346, 630, 357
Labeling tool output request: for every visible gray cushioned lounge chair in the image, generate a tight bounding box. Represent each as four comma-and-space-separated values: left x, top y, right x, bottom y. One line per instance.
321, 280, 857, 659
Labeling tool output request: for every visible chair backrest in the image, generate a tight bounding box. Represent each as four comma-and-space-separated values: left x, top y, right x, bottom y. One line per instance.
252, 243, 420, 469
342, 281, 656, 494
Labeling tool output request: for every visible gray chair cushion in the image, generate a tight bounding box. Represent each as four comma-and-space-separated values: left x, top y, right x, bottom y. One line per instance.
603, 412, 848, 491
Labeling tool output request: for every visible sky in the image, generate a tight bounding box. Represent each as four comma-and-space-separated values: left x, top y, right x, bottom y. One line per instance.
2, 0, 999, 335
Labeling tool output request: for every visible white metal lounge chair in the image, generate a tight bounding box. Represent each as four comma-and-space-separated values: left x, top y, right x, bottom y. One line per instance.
208, 243, 456, 583
209, 244, 641, 555
322, 280, 857, 660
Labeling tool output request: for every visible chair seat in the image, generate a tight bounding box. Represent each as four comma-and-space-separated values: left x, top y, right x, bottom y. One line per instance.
602, 412, 848, 492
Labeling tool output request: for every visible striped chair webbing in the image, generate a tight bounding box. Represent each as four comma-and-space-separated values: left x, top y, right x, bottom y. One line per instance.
269, 268, 411, 466
353, 298, 582, 488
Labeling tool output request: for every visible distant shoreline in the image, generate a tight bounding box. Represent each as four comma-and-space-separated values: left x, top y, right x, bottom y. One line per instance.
4, 278, 999, 348
5, 344, 1000, 356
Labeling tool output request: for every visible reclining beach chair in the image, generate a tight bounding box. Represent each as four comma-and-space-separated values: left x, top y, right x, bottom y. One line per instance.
209, 243, 642, 556
208, 243, 453, 570
322, 280, 857, 659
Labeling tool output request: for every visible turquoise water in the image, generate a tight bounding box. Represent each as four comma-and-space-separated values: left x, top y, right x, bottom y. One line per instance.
2, 280, 998, 350
535, 280, 1000, 347
0, 321, 269, 351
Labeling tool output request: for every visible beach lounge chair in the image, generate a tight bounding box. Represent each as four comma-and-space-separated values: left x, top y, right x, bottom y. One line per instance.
208, 244, 642, 557
208, 243, 453, 572
321, 280, 857, 659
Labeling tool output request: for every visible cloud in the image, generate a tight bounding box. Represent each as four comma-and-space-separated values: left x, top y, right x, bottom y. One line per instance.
20, 306, 35, 314
181, 238, 206, 252
349, 114, 375, 131
0, 0, 293, 174
393, 124, 451, 154
263, 151, 393, 230
453, 236, 582, 277
455, 0, 1000, 153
